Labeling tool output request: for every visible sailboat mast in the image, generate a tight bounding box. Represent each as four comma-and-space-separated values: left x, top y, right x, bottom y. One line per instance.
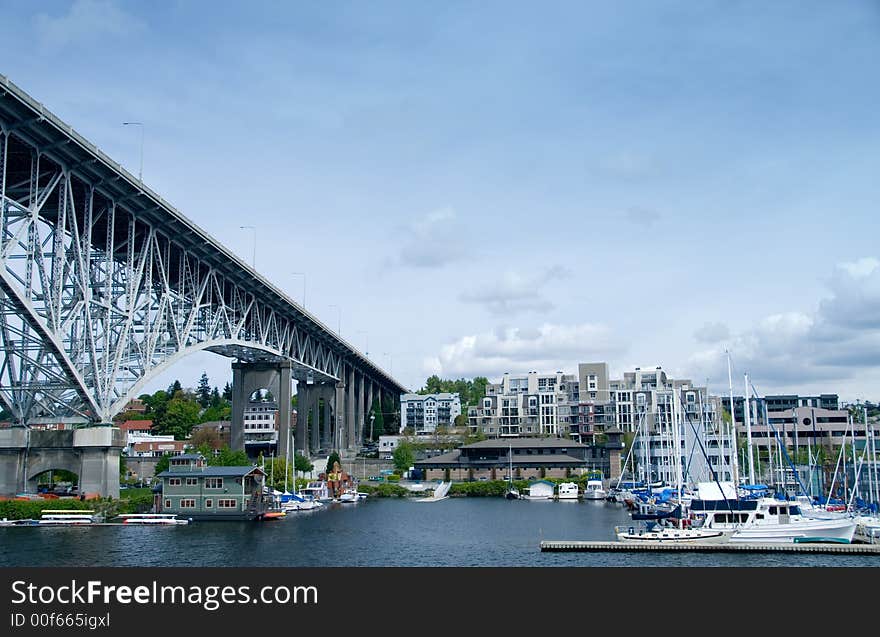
726, 351, 740, 488
671, 384, 683, 529
743, 373, 755, 484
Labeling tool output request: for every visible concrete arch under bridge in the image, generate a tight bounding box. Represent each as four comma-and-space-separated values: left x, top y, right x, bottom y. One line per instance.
0, 427, 125, 496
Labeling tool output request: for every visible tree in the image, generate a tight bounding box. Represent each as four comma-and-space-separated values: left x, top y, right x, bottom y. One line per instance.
211, 446, 250, 466
454, 414, 468, 427
155, 393, 201, 439
154, 453, 171, 475
392, 440, 415, 476
210, 387, 221, 408
197, 372, 212, 408
294, 453, 313, 475
326, 451, 341, 476
222, 382, 233, 401
167, 379, 182, 396
191, 427, 223, 450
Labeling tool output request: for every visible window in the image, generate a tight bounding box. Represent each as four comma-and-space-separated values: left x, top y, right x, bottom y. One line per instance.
186, 477, 198, 486
205, 478, 223, 489
219, 499, 237, 508
180, 499, 196, 508
169, 478, 181, 486
204, 499, 213, 508
164, 499, 171, 509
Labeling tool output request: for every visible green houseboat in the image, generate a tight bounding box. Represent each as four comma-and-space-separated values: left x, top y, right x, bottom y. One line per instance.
156, 453, 271, 520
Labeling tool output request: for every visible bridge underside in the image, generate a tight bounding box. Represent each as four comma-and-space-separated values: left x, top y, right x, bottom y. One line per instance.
0, 75, 405, 496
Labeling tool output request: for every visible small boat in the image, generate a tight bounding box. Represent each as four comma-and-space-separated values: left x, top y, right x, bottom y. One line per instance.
337, 489, 360, 503
415, 481, 452, 503
557, 482, 579, 500
0, 518, 39, 526
37, 510, 103, 525
259, 510, 287, 520
583, 479, 607, 501
615, 520, 729, 543
117, 513, 191, 525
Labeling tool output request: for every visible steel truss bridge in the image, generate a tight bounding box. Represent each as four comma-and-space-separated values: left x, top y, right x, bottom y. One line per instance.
0, 73, 406, 440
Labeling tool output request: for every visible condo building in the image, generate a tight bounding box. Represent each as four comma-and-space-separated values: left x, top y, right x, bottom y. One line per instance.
400, 393, 461, 435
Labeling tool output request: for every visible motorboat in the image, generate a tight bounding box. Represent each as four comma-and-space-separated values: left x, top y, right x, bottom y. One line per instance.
337, 488, 360, 503
556, 482, 579, 500
36, 510, 103, 525
117, 513, 190, 525
615, 519, 730, 543
689, 485, 857, 544
583, 479, 607, 501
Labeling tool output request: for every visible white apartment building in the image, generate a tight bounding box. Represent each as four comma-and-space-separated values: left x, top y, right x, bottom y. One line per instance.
400, 393, 461, 435
243, 400, 278, 453
467, 363, 735, 485
467, 371, 578, 437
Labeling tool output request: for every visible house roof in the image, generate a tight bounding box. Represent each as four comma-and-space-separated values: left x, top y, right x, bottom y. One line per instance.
119, 420, 153, 431
415, 452, 586, 468
157, 465, 265, 478
462, 437, 587, 450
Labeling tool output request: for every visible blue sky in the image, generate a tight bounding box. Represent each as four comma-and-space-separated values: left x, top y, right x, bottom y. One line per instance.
3, 1, 880, 400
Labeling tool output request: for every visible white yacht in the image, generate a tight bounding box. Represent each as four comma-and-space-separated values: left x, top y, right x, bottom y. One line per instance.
615, 520, 729, 543
583, 479, 607, 501
690, 484, 857, 544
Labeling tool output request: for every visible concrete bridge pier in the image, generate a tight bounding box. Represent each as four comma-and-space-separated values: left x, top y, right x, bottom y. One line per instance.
231, 361, 293, 459
0, 427, 125, 498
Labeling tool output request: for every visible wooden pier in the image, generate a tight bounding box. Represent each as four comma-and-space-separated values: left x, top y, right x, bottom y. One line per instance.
540, 540, 880, 554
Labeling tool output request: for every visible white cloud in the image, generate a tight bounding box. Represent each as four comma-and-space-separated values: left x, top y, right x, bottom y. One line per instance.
393, 206, 467, 268
688, 257, 880, 394
35, 0, 145, 49
424, 323, 625, 379
459, 265, 572, 315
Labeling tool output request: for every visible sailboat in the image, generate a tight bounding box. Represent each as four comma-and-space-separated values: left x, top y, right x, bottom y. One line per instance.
616, 384, 729, 543
505, 444, 521, 500
415, 481, 452, 503
689, 377, 856, 544
281, 432, 323, 512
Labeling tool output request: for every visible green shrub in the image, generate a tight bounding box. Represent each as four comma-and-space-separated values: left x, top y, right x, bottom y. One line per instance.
385, 474, 400, 482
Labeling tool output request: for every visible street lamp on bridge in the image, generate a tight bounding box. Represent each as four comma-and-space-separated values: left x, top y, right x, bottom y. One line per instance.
291, 272, 306, 309
121, 121, 144, 182
239, 225, 256, 269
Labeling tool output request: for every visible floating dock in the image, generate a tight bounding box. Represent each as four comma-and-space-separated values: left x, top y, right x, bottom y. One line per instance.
540, 540, 880, 554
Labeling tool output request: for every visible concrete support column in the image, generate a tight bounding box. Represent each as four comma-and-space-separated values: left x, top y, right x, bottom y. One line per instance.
357, 372, 365, 447
336, 381, 347, 451
346, 365, 356, 450
296, 382, 310, 455
278, 363, 292, 462
231, 361, 292, 460
366, 380, 374, 442
323, 386, 334, 450
311, 385, 323, 453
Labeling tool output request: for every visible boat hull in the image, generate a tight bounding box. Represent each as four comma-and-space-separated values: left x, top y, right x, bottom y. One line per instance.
729, 518, 857, 543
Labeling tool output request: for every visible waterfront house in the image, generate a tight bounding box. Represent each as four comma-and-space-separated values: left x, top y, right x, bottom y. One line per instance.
415, 437, 592, 481
155, 453, 270, 520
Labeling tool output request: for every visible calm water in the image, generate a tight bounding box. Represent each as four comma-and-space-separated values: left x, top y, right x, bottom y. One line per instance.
2, 498, 878, 567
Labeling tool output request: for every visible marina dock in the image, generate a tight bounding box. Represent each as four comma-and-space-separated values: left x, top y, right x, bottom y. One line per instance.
540, 540, 880, 554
